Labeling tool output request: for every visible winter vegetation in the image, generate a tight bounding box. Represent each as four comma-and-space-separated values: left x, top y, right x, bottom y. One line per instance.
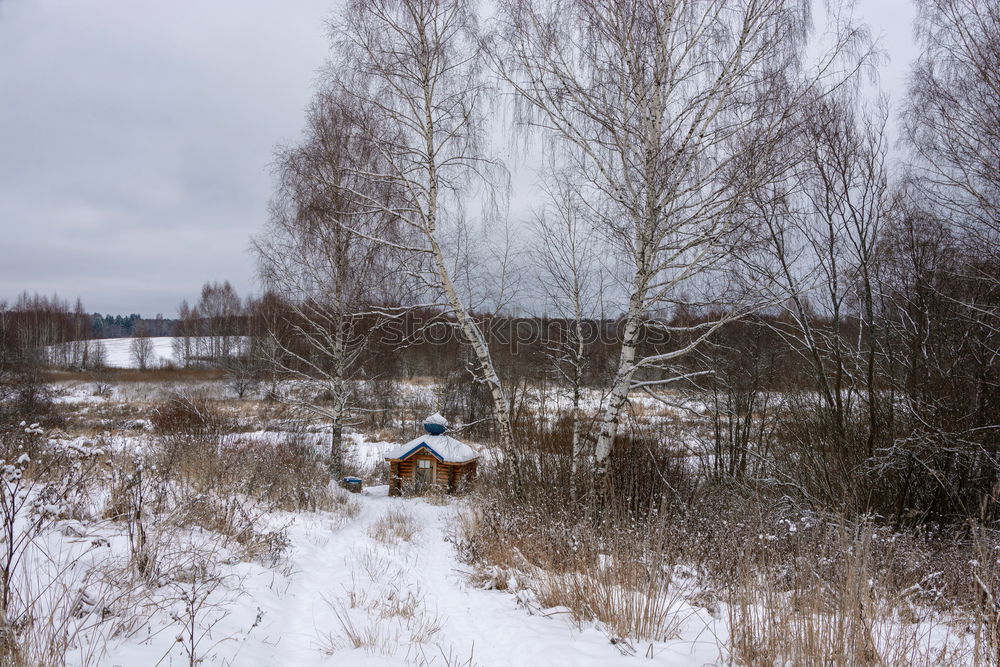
0, 0, 998, 664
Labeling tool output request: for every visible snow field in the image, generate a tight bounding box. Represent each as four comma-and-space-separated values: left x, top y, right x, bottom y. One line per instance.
96, 337, 178, 368
11, 423, 714, 665
79, 485, 719, 665
48, 336, 250, 369
243, 487, 721, 666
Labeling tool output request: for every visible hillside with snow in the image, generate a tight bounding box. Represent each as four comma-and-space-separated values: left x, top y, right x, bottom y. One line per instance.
96, 336, 178, 368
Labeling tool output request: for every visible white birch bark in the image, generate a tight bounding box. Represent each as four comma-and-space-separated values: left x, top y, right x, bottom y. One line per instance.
491, 0, 875, 491
325, 0, 516, 450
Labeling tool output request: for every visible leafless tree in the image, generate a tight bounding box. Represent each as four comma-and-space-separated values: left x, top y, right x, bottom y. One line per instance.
67, 298, 92, 369
489, 0, 875, 494
130, 324, 155, 371
172, 300, 196, 367
904, 0, 999, 262
324, 0, 518, 452
903, 0, 1000, 406
193, 282, 243, 364
867, 0, 1000, 521
744, 93, 892, 509
254, 90, 400, 474
878, 193, 1000, 522
531, 171, 604, 490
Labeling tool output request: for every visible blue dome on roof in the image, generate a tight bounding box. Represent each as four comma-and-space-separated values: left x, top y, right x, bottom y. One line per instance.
423, 412, 449, 434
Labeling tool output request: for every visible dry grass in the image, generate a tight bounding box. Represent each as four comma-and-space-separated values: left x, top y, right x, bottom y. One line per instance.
460, 450, 1000, 660
371, 586, 443, 643
330, 488, 362, 519
100, 423, 342, 574
325, 600, 398, 655
408, 643, 480, 667
534, 565, 685, 642
0, 432, 147, 665
722, 522, 975, 665
170, 493, 290, 565
0, 549, 117, 667
457, 506, 686, 643
155, 431, 340, 514
322, 561, 444, 657
368, 508, 418, 544
52, 399, 155, 435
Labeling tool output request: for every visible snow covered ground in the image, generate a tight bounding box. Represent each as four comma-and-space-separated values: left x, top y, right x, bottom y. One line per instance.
97, 487, 719, 666
11, 409, 718, 665
12, 417, 720, 665
8, 381, 983, 665
95, 336, 178, 368
19, 363, 976, 665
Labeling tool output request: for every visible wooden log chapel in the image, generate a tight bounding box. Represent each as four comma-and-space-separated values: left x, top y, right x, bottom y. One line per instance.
384, 413, 479, 496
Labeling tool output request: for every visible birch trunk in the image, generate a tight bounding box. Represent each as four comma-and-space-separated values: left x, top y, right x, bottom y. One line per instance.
328, 0, 515, 452
493, 0, 873, 505
568, 313, 585, 498
429, 235, 515, 450
593, 294, 644, 484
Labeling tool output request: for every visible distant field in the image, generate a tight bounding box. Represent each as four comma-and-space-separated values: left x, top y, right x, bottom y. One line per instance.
95, 336, 178, 368
47, 336, 249, 369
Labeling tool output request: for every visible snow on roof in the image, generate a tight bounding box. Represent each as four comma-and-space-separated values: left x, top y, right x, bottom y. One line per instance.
424, 412, 449, 427
384, 433, 479, 463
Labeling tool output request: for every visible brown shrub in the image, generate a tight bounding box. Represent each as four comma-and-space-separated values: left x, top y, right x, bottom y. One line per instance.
151, 393, 227, 434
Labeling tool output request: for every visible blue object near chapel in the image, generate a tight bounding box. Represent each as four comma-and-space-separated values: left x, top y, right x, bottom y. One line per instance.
423, 412, 449, 435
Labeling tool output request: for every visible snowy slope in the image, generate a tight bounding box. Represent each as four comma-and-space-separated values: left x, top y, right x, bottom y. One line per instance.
184, 489, 716, 665
90, 486, 719, 666
49, 336, 248, 369
96, 336, 178, 368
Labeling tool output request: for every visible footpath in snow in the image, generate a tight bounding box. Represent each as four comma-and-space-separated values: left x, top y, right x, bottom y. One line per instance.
217, 486, 718, 666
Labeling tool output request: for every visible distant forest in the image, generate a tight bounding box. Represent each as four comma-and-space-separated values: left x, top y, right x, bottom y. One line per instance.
90, 313, 178, 339
0, 292, 178, 339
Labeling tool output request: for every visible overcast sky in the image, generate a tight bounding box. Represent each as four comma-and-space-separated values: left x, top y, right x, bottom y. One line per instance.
0, 0, 919, 317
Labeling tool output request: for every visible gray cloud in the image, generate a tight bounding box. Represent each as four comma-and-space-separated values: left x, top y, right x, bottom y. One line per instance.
0, 0, 918, 316
0, 0, 332, 314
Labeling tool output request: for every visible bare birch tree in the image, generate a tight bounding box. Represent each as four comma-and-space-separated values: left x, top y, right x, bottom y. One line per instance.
254, 91, 399, 475
903, 0, 1000, 376
324, 0, 517, 451
192, 282, 242, 364
172, 300, 195, 367
531, 172, 604, 490
884, 0, 1000, 519
904, 0, 999, 257
490, 0, 873, 493
130, 324, 154, 371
